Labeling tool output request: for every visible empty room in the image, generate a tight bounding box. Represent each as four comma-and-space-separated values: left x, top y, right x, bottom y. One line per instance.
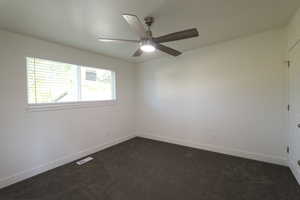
1, 0, 300, 199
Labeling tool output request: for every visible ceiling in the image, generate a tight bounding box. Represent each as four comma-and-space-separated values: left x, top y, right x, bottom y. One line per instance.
0, 0, 299, 63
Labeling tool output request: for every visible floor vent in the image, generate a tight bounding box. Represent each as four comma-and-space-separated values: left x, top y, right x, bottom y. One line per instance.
76, 157, 94, 165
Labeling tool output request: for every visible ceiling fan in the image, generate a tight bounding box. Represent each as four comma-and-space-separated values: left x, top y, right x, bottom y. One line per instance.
98, 14, 199, 57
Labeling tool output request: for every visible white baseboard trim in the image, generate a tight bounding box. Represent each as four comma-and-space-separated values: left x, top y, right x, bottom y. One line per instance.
289, 159, 300, 185
0, 135, 135, 189
138, 134, 288, 166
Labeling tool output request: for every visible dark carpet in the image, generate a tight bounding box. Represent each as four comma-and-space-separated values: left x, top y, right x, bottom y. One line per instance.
0, 137, 300, 200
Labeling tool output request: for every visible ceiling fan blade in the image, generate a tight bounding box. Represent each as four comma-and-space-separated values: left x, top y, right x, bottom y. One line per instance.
98, 37, 139, 43
122, 14, 147, 38
132, 48, 143, 57
156, 44, 182, 56
154, 28, 199, 43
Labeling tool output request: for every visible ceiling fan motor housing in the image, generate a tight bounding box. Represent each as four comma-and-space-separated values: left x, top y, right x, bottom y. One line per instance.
140, 39, 155, 46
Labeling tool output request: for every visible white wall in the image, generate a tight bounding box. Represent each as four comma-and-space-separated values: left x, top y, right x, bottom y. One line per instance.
0, 30, 136, 188
136, 29, 288, 165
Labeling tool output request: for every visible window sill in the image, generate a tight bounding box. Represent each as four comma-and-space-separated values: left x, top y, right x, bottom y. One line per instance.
26, 100, 117, 112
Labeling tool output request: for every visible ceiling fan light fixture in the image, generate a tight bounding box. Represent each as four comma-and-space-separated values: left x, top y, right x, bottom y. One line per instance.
140, 40, 156, 52
140, 44, 156, 52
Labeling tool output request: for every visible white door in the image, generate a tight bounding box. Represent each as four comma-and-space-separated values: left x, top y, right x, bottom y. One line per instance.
289, 43, 300, 177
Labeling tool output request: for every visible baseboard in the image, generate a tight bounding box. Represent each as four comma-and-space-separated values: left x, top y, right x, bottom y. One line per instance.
138, 134, 288, 166
289, 159, 300, 185
0, 135, 135, 189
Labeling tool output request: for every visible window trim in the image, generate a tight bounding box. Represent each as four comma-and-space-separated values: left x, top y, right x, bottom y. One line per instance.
25, 57, 117, 111
26, 100, 117, 112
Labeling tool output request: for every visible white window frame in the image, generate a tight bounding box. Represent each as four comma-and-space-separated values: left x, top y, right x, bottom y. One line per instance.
26, 57, 117, 112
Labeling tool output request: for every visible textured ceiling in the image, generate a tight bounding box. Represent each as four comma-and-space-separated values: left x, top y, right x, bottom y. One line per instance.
0, 0, 299, 63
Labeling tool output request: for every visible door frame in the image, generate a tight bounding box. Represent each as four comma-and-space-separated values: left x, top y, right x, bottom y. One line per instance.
287, 41, 300, 185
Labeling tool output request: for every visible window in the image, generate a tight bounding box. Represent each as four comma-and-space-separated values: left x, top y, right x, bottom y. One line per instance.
27, 57, 116, 105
